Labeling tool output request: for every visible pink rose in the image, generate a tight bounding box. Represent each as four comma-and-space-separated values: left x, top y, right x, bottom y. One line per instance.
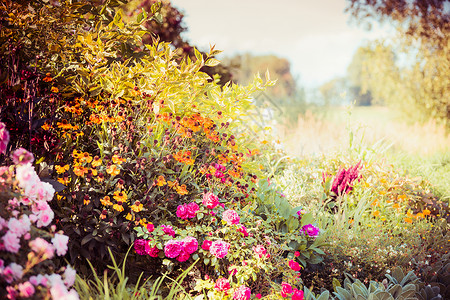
36, 208, 54, 228
0, 122, 9, 155
288, 259, 301, 272
202, 192, 219, 209
29, 237, 55, 259
292, 289, 305, 300
301, 224, 320, 238
233, 285, 251, 300
176, 204, 189, 220
8, 215, 30, 237
164, 239, 183, 258
146, 223, 155, 232
201, 240, 212, 251
209, 240, 230, 259
52, 233, 69, 256
11, 148, 34, 165
2, 231, 21, 253
18, 281, 35, 297
237, 225, 249, 237
252, 245, 267, 258
63, 265, 76, 287
222, 209, 240, 225
161, 225, 176, 237
9, 262, 23, 280
281, 282, 293, 297
134, 239, 147, 255
186, 202, 199, 218
145, 244, 159, 257
214, 277, 231, 292
182, 236, 198, 254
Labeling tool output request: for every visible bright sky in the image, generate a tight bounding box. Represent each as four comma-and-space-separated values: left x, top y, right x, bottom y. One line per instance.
171, 0, 393, 87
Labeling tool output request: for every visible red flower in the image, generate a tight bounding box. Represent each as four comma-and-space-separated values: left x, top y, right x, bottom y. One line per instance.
288, 259, 301, 272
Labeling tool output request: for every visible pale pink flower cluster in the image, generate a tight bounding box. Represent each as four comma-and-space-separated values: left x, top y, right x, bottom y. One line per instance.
233, 285, 251, 300
164, 236, 198, 262
222, 209, 240, 225
209, 240, 231, 259
0, 129, 78, 299
252, 244, 268, 258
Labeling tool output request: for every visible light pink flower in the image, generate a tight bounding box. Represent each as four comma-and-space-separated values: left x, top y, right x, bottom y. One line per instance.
252, 245, 267, 258
9, 262, 23, 280
214, 277, 231, 292
29, 237, 55, 259
64, 265, 76, 287
15, 163, 39, 191
182, 236, 198, 254
209, 240, 230, 259
11, 148, 34, 165
52, 233, 69, 256
36, 208, 54, 228
2, 231, 21, 253
222, 209, 240, 225
164, 239, 183, 258
18, 281, 35, 297
8, 215, 31, 237
233, 285, 251, 300
0, 122, 9, 155
202, 192, 219, 209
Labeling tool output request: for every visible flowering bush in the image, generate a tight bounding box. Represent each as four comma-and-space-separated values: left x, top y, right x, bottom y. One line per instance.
0, 125, 78, 299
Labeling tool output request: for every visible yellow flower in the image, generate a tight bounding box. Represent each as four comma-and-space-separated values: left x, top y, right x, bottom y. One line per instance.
51, 86, 59, 93
125, 213, 135, 221
113, 204, 124, 212
106, 164, 120, 176
91, 156, 102, 167
176, 184, 188, 195
156, 175, 166, 186
73, 165, 88, 177
100, 196, 112, 206
41, 123, 51, 130
57, 177, 71, 185
112, 155, 126, 165
80, 152, 93, 164
168, 180, 178, 188
113, 191, 127, 202
55, 164, 69, 174
130, 201, 143, 213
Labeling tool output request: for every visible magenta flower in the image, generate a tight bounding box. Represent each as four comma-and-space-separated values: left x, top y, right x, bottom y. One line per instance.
176, 204, 189, 219
145, 244, 160, 257
203, 192, 220, 209
281, 282, 293, 297
164, 239, 183, 258
214, 277, 231, 292
186, 202, 199, 218
222, 209, 240, 225
182, 236, 198, 254
0, 122, 10, 155
201, 240, 212, 251
209, 240, 231, 258
292, 289, 305, 300
176, 249, 190, 262
300, 224, 320, 238
233, 285, 251, 300
134, 239, 147, 255
252, 244, 267, 258
161, 225, 176, 237
237, 225, 249, 237
288, 259, 301, 272
146, 223, 155, 232
330, 162, 361, 196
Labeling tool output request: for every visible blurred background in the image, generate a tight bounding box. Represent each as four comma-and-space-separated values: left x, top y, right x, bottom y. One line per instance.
124, 0, 449, 158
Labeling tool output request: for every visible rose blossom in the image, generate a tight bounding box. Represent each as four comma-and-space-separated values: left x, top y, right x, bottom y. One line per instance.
145, 244, 160, 257
214, 277, 231, 292
233, 285, 251, 300
63, 265, 76, 287
146, 223, 155, 232
201, 240, 212, 251
164, 239, 183, 258
0, 122, 9, 154
182, 236, 198, 254
18, 281, 35, 298
11, 148, 34, 165
52, 233, 69, 256
186, 202, 199, 218
300, 224, 320, 238
252, 245, 267, 258
209, 240, 230, 258
8, 215, 31, 237
2, 231, 21, 253
237, 225, 249, 237
222, 209, 240, 225
29, 237, 55, 259
134, 239, 147, 255
292, 289, 305, 300
202, 192, 219, 209
9, 262, 23, 280
176, 204, 189, 219
176, 249, 190, 262
36, 208, 54, 228
281, 282, 293, 297
161, 225, 176, 237
288, 259, 301, 272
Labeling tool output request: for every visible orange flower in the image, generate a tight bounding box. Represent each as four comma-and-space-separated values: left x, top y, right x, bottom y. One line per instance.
113, 190, 127, 202
89, 114, 102, 124
83, 197, 90, 205
43, 73, 53, 82
41, 123, 51, 130
92, 156, 102, 167
51, 86, 59, 93
55, 164, 69, 174
72, 149, 82, 158
416, 213, 425, 218
130, 201, 143, 212
113, 203, 124, 212
156, 175, 166, 186
176, 184, 188, 195
73, 165, 88, 177
57, 176, 71, 185
112, 155, 126, 165
372, 210, 380, 217
100, 196, 113, 206
80, 152, 93, 164
423, 209, 431, 216
167, 180, 179, 188
106, 165, 120, 176
404, 217, 413, 223
393, 203, 400, 209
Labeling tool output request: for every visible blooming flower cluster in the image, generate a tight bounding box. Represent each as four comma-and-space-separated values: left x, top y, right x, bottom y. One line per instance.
300, 224, 320, 238
233, 285, 251, 300
0, 122, 9, 154
0, 126, 78, 299
202, 240, 231, 259
164, 236, 198, 262
327, 161, 362, 196
280, 282, 304, 299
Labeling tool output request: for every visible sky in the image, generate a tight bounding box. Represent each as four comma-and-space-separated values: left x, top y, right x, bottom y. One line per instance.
170, 0, 393, 88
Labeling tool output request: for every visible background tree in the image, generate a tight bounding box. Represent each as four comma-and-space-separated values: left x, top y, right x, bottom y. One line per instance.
346, 0, 450, 128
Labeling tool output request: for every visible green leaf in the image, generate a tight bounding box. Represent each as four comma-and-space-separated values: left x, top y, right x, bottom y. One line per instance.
205, 58, 220, 67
